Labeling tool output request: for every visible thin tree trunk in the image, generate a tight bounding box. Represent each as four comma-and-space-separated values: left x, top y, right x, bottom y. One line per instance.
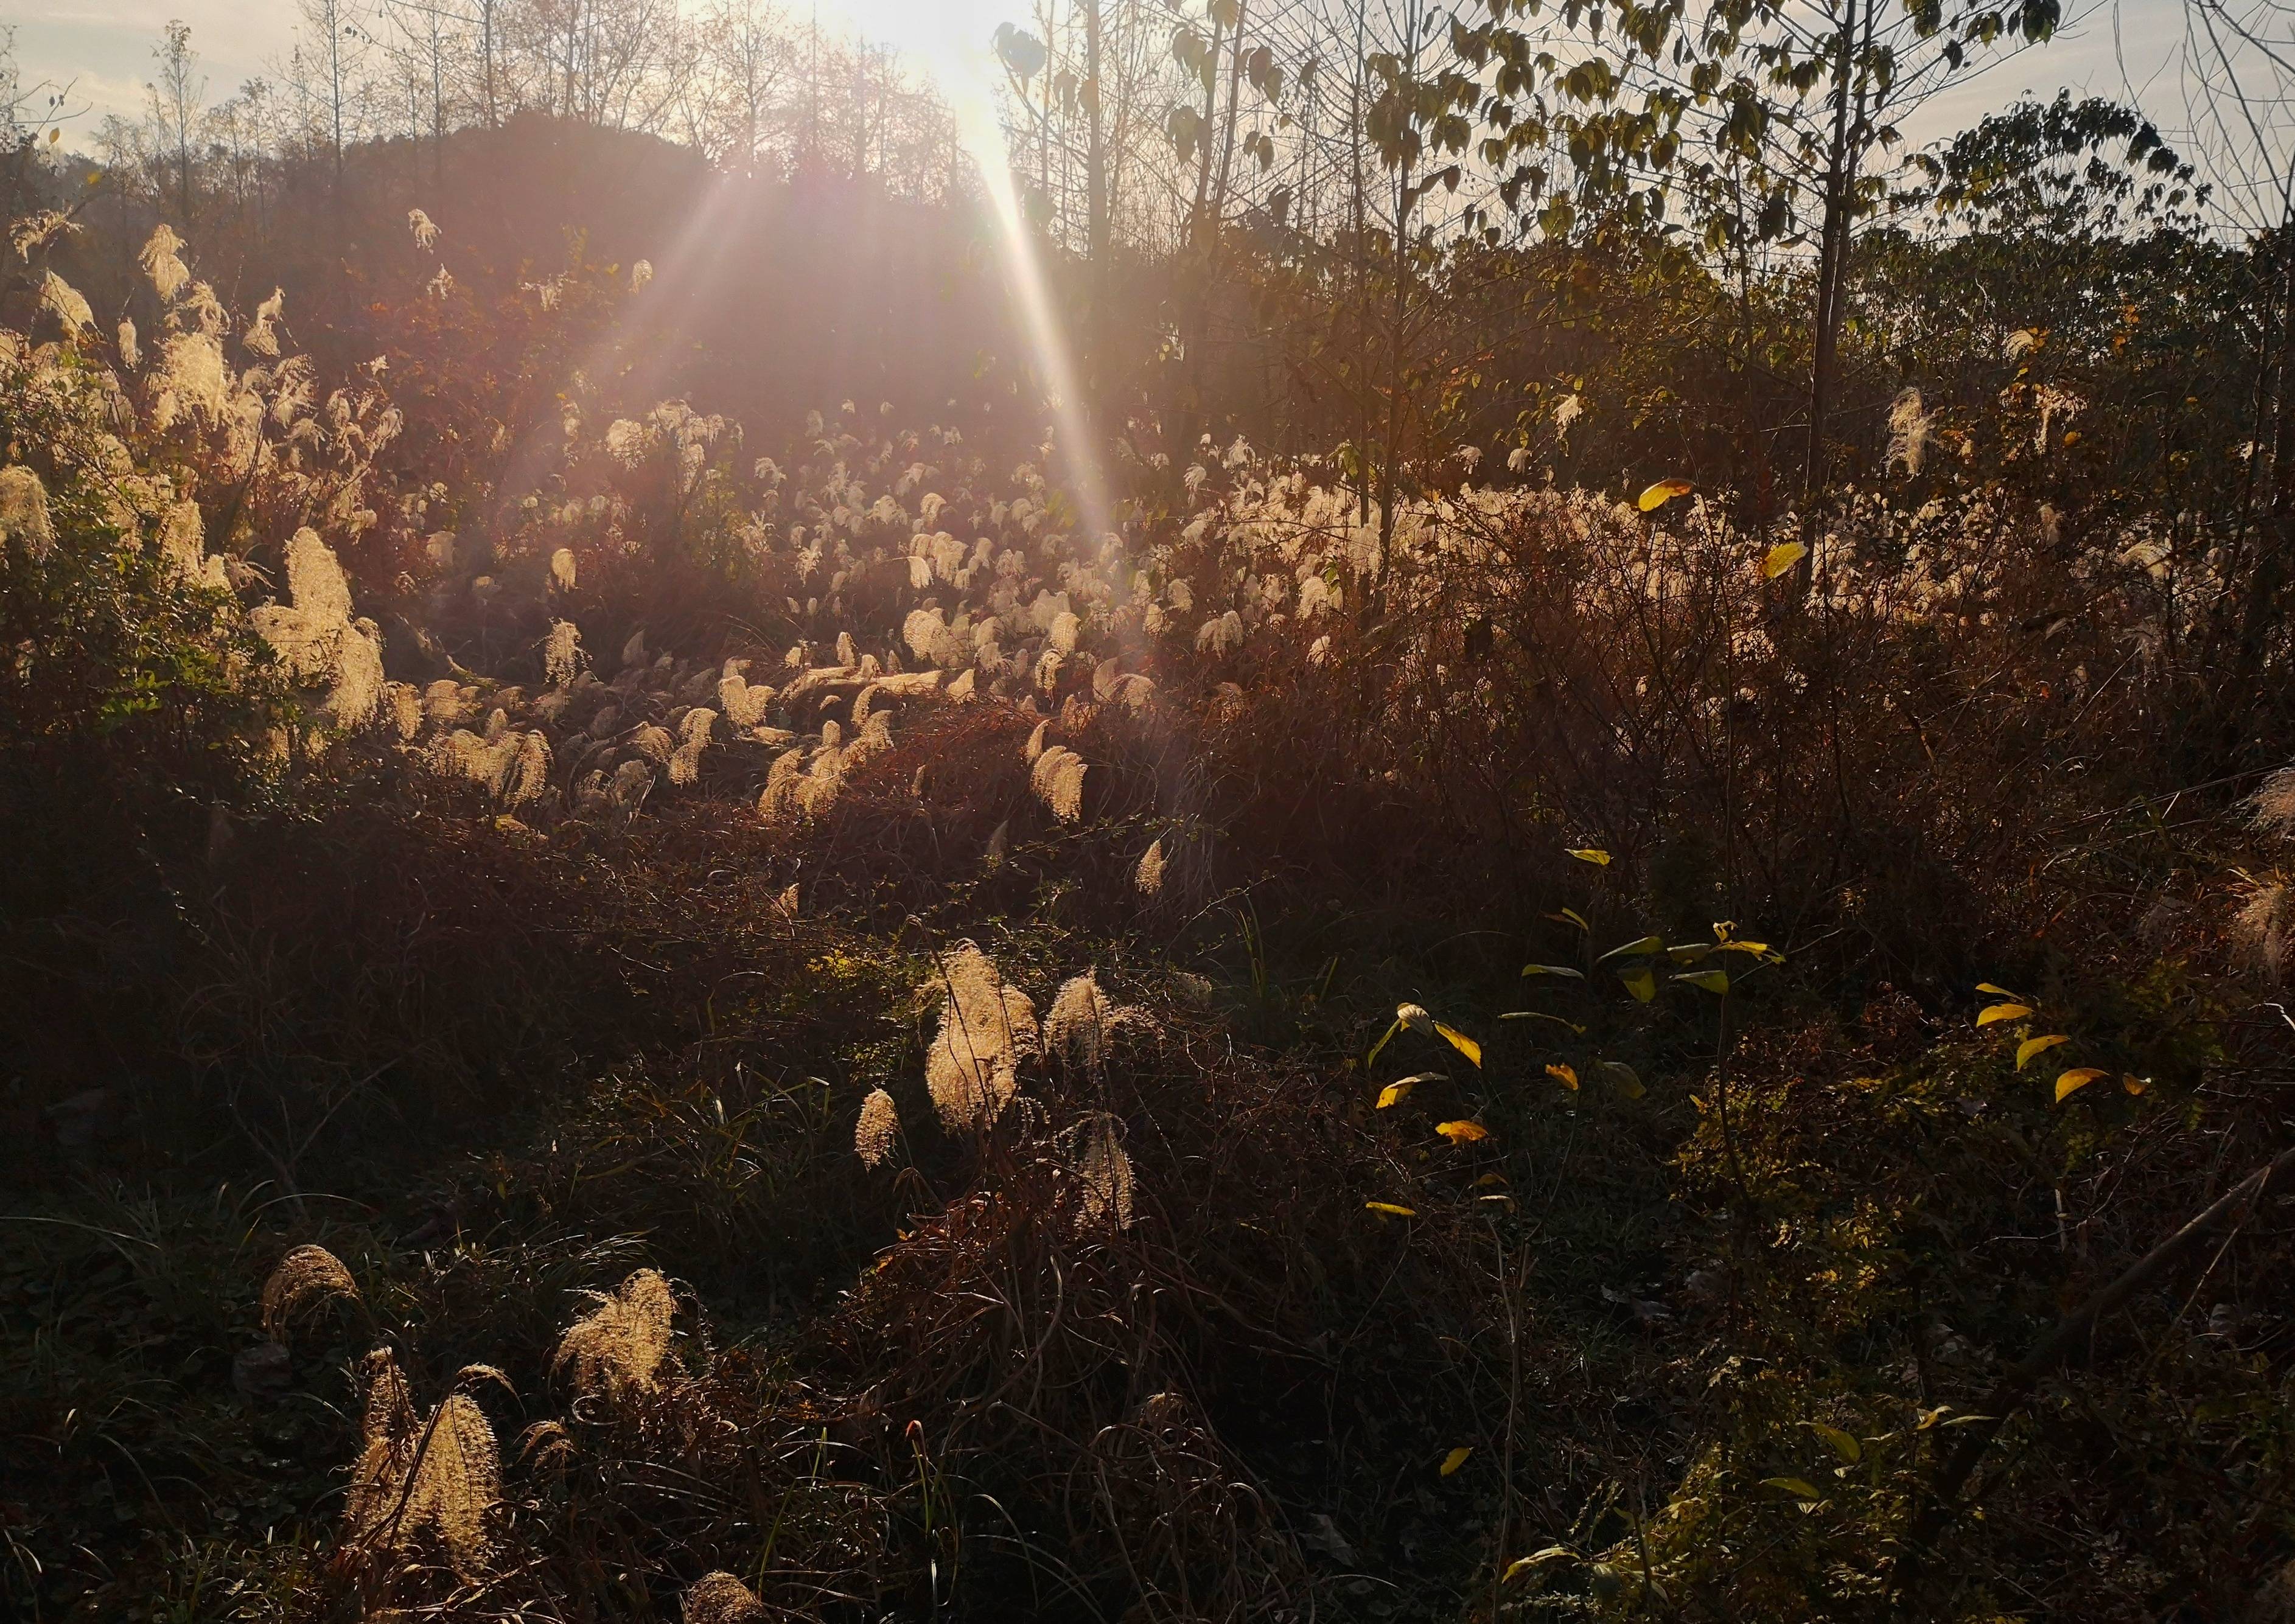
2236, 223, 2295, 683
1085, 0, 1106, 396
1349, 0, 1369, 524
1803, 0, 1860, 504
1375, 0, 1422, 572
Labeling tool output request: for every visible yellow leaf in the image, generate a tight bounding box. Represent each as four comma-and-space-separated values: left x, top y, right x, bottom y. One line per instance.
1436, 1119, 1489, 1143
1364, 1201, 1418, 1218
1637, 477, 1693, 511
1499, 1011, 1586, 1033
1504, 1547, 1576, 1581
1803, 1422, 1861, 1463
2016, 1033, 2069, 1070
1546, 1062, 1579, 1091
1975, 1002, 2032, 1027
2123, 1073, 2148, 1096
1674, 969, 1730, 994
1761, 1476, 1823, 1501
1619, 968, 1657, 1002
1567, 847, 1612, 866
1472, 1172, 1509, 1188
1441, 1446, 1473, 1476
1377, 1080, 1416, 1109
1551, 907, 1591, 931
1761, 540, 1808, 579
2055, 1068, 2106, 1101
1435, 1022, 1483, 1067
1596, 1061, 1644, 1100
1975, 981, 2019, 997
1521, 963, 1585, 978
1714, 939, 1772, 956
1397, 1002, 1434, 1035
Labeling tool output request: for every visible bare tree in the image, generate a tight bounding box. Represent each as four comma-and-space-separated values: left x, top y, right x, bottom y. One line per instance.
694, 0, 794, 170
1, 27, 86, 304
2178, 0, 2295, 674
147, 19, 208, 223
379, 0, 466, 185
295, 0, 371, 189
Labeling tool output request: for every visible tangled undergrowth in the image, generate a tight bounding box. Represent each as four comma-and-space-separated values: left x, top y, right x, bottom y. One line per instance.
2, 219, 2292, 1624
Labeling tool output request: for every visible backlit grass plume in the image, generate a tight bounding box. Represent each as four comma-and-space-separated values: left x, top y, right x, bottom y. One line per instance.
1046, 972, 1150, 1070
249, 528, 385, 734
259, 1242, 359, 1338
1074, 1112, 1136, 1233
1134, 838, 1165, 897
0, 465, 55, 563
140, 223, 189, 301
855, 1087, 899, 1168
554, 1267, 677, 1399
683, 1571, 767, 1623
39, 271, 93, 339
925, 942, 1037, 1131
344, 1350, 503, 1578
1030, 745, 1087, 822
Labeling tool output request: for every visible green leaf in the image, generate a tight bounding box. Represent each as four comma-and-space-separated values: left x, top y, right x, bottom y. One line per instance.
1802, 1421, 1861, 1463
1498, 1011, 1587, 1033
1619, 967, 1657, 1002
1520, 963, 1585, 978
1596, 1061, 1644, 1100
1598, 935, 1664, 963
1975, 1002, 2032, 1027
1366, 1017, 1402, 1068
1761, 1476, 1823, 1501
1503, 1546, 1576, 1581
1673, 969, 1730, 994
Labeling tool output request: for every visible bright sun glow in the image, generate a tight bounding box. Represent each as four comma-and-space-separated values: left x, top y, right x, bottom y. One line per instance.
822, 0, 1115, 542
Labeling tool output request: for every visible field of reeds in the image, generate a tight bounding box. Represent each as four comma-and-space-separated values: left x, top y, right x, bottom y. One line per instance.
4, 167, 2294, 1624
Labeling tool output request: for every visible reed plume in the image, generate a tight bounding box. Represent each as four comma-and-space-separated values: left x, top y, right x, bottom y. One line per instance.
683, 1571, 766, 1623
855, 1087, 899, 1168
259, 1243, 359, 1338
924, 943, 1037, 1131
555, 1268, 677, 1399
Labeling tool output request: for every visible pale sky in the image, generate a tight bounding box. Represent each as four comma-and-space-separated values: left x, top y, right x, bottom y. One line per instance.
2, 0, 2209, 170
